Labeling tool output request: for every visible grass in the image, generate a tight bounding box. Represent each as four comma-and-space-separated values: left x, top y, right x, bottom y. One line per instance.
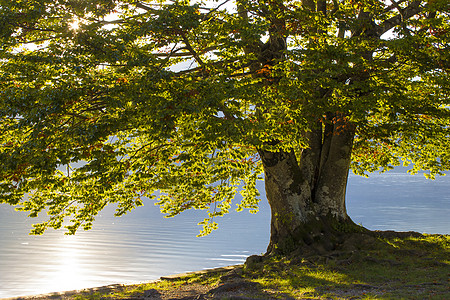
62, 233, 449, 299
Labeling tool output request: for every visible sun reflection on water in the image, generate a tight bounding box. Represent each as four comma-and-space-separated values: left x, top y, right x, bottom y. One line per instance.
45, 237, 88, 293
24, 235, 83, 295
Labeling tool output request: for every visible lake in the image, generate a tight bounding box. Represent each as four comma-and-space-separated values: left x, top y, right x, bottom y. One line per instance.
0, 172, 449, 298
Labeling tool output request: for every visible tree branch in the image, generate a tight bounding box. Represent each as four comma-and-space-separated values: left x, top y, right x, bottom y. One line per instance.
375, 1, 424, 36
133, 1, 158, 13
180, 32, 205, 68
199, 0, 232, 14
151, 46, 216, 57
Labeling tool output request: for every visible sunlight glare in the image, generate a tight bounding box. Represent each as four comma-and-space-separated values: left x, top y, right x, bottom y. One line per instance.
69, 19, 81, 31
35, 235, 92, 294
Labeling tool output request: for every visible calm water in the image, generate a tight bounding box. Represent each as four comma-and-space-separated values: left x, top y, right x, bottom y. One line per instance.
1, 172, 449, 298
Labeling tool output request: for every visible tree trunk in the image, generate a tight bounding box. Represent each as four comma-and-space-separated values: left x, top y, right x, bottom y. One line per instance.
260, 117, 358, 255
241, 0, 365, 256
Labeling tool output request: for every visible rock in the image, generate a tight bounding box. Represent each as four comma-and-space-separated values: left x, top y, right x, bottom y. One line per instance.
245, 255, 263, 269
144, 288, 161, 298
220, 269, 243, 282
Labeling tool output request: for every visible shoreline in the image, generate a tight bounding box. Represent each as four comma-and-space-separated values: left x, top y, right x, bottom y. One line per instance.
1, 266, 238, 300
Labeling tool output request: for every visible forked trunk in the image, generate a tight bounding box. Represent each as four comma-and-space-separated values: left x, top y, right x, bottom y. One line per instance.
260, 119, 357, 255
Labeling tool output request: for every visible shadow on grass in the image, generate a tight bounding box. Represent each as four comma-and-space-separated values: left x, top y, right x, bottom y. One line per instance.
242, 232, 449, 299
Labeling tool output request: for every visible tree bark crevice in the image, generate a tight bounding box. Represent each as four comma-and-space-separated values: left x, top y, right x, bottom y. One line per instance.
262, 119, 357, 255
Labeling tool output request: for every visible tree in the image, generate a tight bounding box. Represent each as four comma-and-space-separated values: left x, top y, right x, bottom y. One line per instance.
0, 0, 449, 255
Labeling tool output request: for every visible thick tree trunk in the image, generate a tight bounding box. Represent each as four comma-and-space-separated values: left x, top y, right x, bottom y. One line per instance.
261, 118, 357, 255
239, 0, 366, 256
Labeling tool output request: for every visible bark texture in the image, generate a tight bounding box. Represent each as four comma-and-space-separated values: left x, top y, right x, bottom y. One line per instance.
261, 116, 357, 255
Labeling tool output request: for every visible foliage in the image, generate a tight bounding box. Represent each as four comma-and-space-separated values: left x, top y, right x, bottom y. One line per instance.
0, 0, 449, 234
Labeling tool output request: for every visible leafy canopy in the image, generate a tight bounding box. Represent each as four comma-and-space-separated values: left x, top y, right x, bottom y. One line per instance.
0, 0, 449, 235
